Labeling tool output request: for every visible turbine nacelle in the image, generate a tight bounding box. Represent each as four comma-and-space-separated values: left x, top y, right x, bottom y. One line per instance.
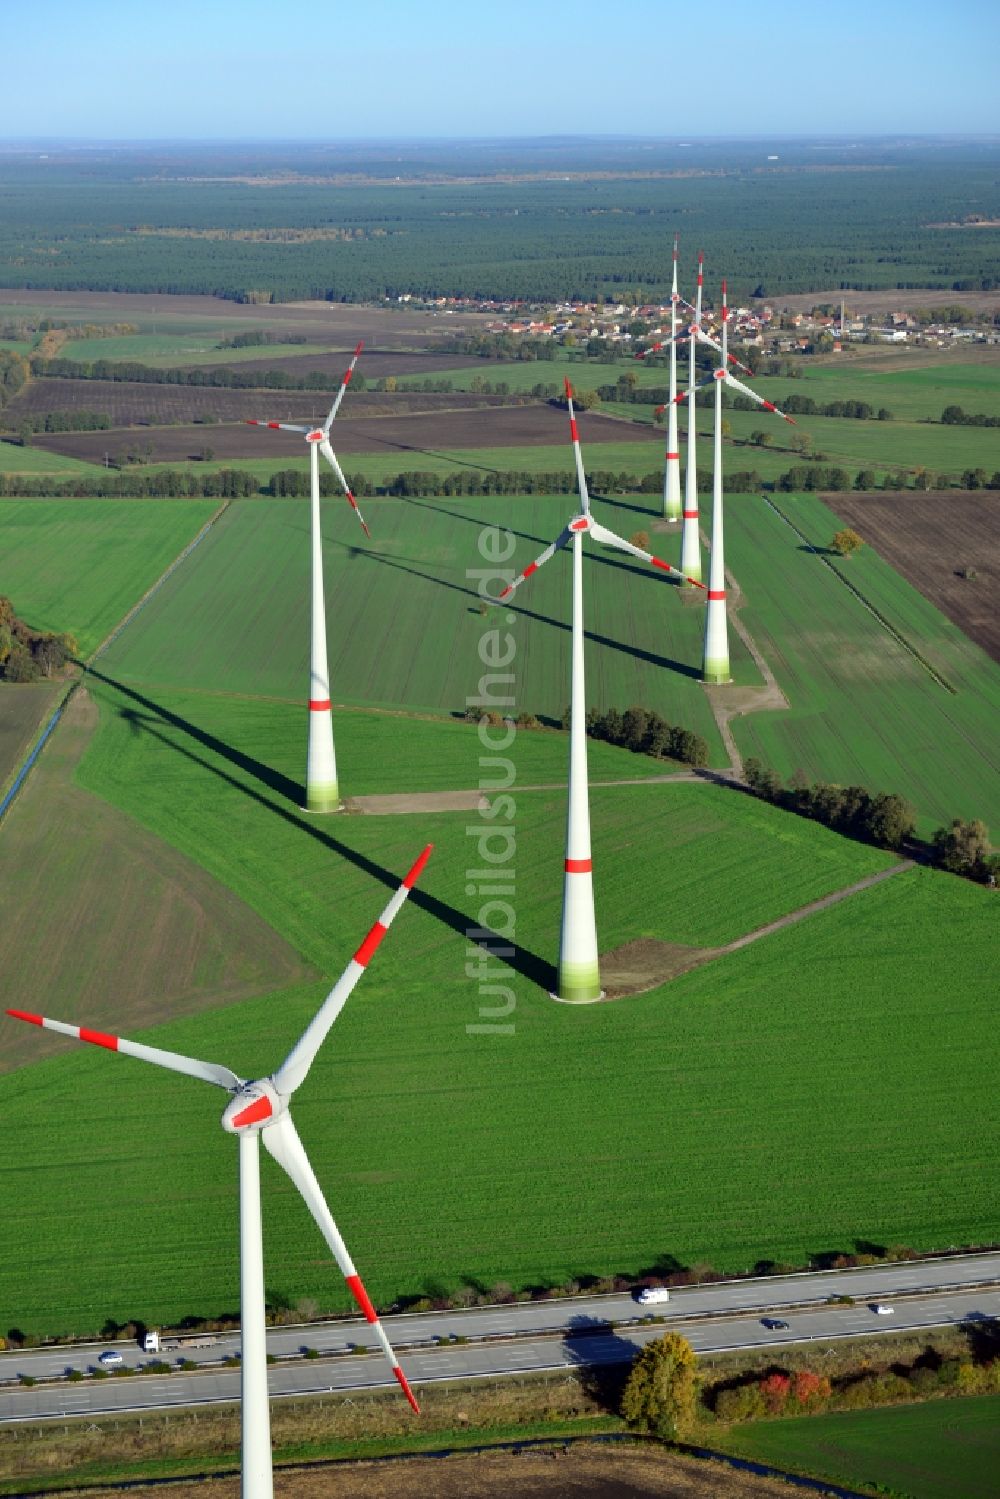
222, 1080, 285, 1135
306, 429, 324, 443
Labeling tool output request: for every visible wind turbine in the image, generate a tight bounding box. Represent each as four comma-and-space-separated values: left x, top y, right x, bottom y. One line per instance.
637, 234, 682, 522
7, 843, 432, 1499
498, 381, 704, 1002
669, 284, 796, 684
246, 342, 367, 814
680, 250, 706, 584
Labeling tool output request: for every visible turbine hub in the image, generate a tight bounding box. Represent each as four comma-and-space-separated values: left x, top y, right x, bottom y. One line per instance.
569, 516, 590, 532
222, 1079, 283, 1134
306, 429, 324, 443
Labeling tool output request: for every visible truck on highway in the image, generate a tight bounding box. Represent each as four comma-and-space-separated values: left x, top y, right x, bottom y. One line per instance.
141, 1331, 160, 1353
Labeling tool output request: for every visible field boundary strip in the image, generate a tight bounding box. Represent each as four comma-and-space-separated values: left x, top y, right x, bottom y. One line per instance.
0, 499, 232, 832
762, 496, 959, 695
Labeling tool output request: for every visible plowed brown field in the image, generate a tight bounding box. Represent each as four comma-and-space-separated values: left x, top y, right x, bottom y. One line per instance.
205, 349, 489, 378
0, 288, 485, 341
832, 490, 1000, 660
32, 405, 658, 464
5, 379, 514, 429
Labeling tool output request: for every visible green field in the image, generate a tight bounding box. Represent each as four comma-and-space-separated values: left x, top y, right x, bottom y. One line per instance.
0, 498, 218, 654
771, 356, 1000, 421
726, 493, 1000, 833
397, 352, 671, 394
96, 495, 742, 759
62, 333, 341, 367
718, 1394, 1000, 1499
0, 440, 105, 476
11, 645, 999, 1334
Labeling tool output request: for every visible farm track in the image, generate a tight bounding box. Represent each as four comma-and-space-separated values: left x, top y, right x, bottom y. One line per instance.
597, 858, 914, 997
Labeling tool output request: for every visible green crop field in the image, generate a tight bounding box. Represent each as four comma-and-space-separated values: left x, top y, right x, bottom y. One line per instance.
11, 646, 996, 1334
0, 440, 105, 476
1, 674, 992, 1333
96, 495, 743, 759
725, 493, 1000, 833
752, 356, 1000, 422
718, 1394, 1000, 1499
0, 498, 218, 655
76, 683, 680, 803
62, 333, 342, 367
0, 689, 314, 1076
397, 353, 671, 394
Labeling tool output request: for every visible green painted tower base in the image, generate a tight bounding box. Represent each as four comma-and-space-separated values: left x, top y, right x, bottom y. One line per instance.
306, 782, 341, 814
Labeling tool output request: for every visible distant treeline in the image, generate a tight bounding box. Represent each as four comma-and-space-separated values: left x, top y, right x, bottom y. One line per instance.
18, 411, 112, 433
3, 458, 992, 501
30, 355, 358, 391
941, 404, 1000, 427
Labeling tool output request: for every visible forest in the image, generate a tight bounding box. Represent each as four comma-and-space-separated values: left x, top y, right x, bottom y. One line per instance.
0, 139, 999, 305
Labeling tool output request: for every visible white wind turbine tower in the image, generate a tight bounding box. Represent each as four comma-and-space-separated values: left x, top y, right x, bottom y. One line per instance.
498, 380, 704, 1001
669, 283, 797, 683
680, 250, 706, 583
7, 844, 432, 1499
246, 342, 368, 814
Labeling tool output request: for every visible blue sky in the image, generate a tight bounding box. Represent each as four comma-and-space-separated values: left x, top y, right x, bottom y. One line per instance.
2, 0, 998, 139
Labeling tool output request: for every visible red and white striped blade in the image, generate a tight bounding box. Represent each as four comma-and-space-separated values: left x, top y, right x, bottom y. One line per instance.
723, 370, 797, 424
272, 846, 432, 1097
671, 375, 716, 406
319, 439, 371, 537
4, 1009, 240, 1090
694, 327, 753, 377
260, 1113, 419, 1413
588, 520, 706, 590
563, 378, 591, 514
245, 419, 311, 435
324, 341, 364, 432
497, 524, 574, 600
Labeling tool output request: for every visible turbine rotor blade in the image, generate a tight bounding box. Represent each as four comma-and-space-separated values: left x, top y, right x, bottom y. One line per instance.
324, 341, 364, 432
5, 1010, 240, 1090
723, 370, 797, 424
272, 845, 432, 1097
319, 439, 371, 537
245, 420, 312, 435
260, 1113, 420, 1412
563, 378, 591, 514
497, 525, 574, 600
694, 327, 754, 377
587, 521, 706, 590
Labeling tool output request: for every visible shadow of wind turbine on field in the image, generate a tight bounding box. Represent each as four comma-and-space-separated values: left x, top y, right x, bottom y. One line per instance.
350, 548, 703, 684
104, 693, 555, 993
85, 666, 302, 806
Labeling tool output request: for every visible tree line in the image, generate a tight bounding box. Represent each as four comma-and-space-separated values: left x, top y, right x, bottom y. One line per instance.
744, 757, 997, 883
941, 404, 1000, 428
3, 457, 992, 503
0, 597, 76, 683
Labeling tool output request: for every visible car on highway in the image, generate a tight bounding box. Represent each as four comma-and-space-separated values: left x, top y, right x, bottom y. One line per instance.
871, 1303, 894, 1316
636, 1286, 671, 1305
761, 1317, 789, 1330
97, 1351, 123, 1368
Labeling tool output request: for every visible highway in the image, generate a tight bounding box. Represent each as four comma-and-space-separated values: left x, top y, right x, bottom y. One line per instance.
3, 1254, 999, 1423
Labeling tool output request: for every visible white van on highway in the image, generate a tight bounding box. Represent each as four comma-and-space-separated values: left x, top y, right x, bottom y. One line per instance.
637, 1286, 671, 1305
